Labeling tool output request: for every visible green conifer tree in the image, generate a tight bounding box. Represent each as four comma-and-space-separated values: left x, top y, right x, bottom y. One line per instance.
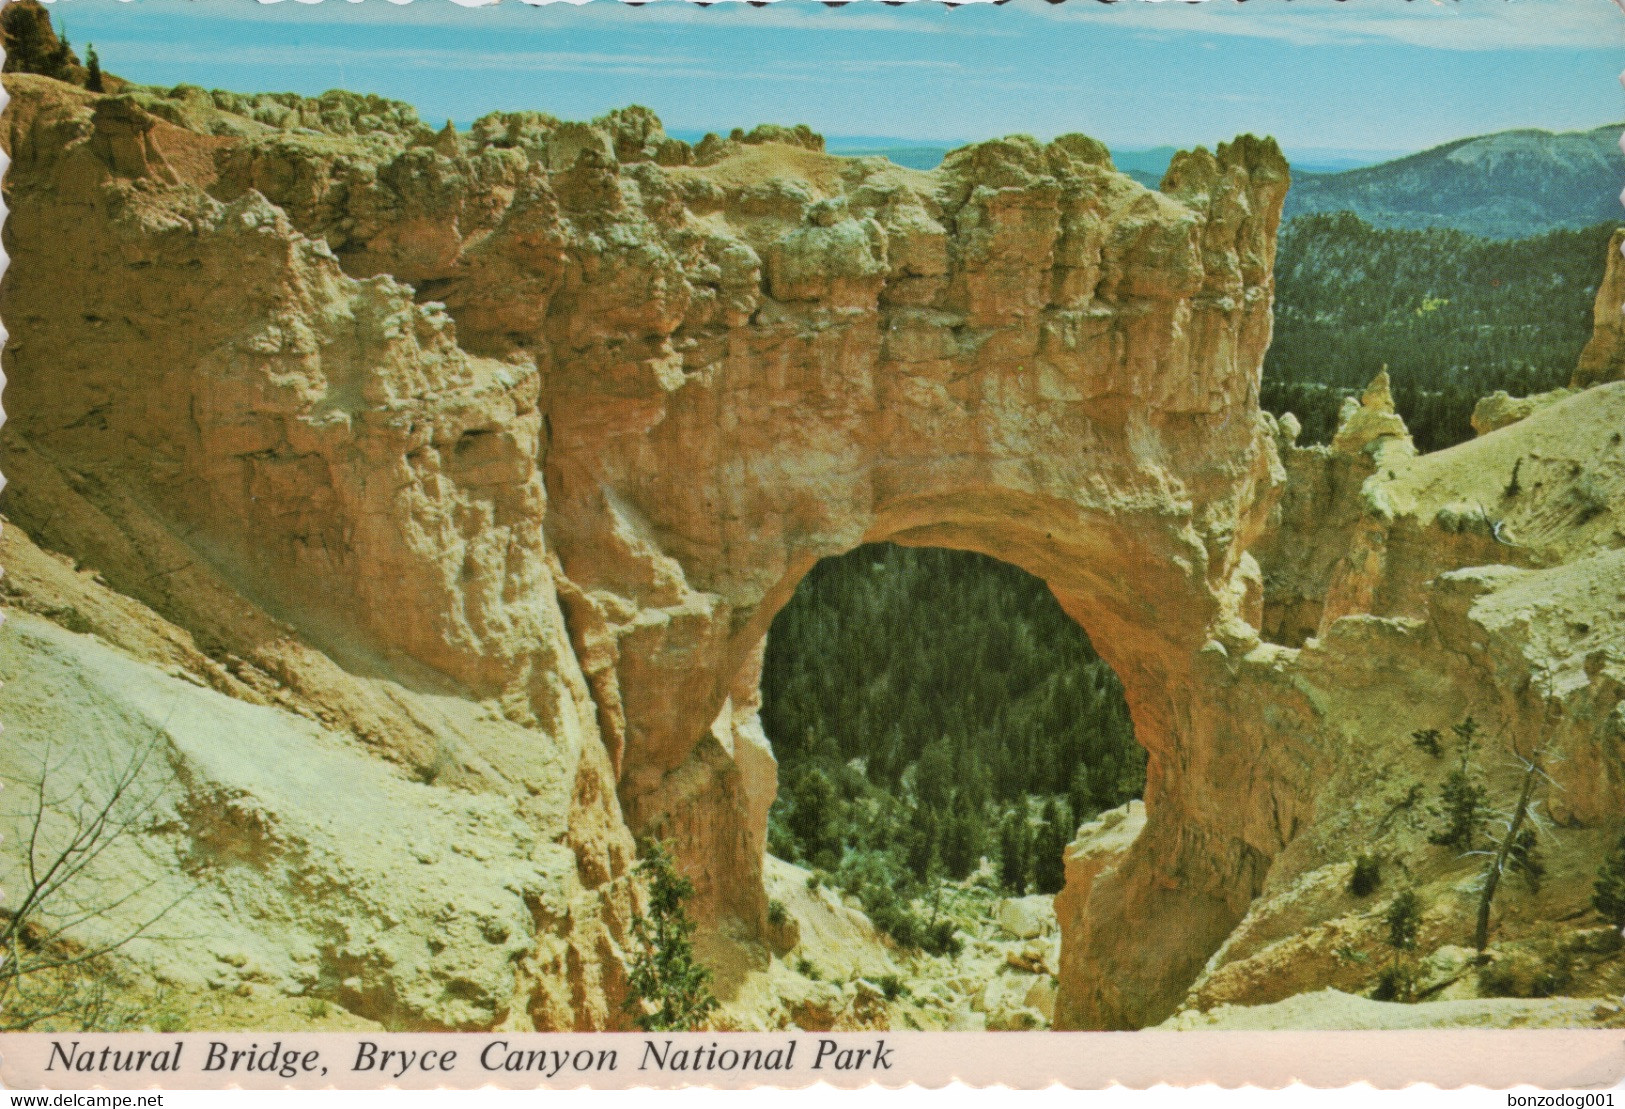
998, 811, 1030, 895
623, 840, 718, 1032
1032, 797, 1071, 895
1429, 717, 1487, 851
1385, 889, 1422, 951
1371, 887, 1425, 1002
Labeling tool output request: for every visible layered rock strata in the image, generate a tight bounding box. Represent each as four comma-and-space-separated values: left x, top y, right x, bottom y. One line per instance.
2, 75, 1294, 1028
8, 73, 1621, 1033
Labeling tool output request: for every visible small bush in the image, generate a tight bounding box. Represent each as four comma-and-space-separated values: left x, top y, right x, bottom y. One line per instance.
1348, 854, 1382, 897
1571, 927, 1625, 957
833, 852, 964, 955
766, 899, 788, 927
1411, 729, 1443, 758
1574, 473, 1609, 525
1477, 947, 1574, 999
875, 973, 907, 1001
866, 897, 920, 949
794, 956, 821, 981
1370, 960, 1419, 1003
47, 605, 95, 636
304, 997, 331, 1021
919, 919, 962, 959
1532, 964, 1573, 998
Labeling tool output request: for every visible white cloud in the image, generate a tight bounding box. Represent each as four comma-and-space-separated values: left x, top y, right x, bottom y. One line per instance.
101, 0, 1614, 50
1024, 0, 1623, 51
530, 0, 959, 32
52, 0, 1623, 48
93, 38, 976, 84
520, 0, 1031, 36
136, 0, 1008, 36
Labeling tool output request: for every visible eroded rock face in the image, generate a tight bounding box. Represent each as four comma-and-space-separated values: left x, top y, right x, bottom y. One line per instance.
2, 78, 638, 1031
1574, 228, 1625, 388
7, 71, 1624, 1035
1192, 333, 1625, 1025
1, 74, 1296, 1027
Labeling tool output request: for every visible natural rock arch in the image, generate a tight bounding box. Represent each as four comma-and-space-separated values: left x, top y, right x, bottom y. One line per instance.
550, 380, 1288, 1029
0, 81, 1306, 1028
527, 132, 1296, 1029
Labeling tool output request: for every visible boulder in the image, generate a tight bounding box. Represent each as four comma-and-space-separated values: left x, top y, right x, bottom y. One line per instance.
998, 896, 1052, 941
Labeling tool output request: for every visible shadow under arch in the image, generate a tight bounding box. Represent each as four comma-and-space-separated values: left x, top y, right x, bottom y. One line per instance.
730, 483, 1231, 795
759, 536, 1147, 939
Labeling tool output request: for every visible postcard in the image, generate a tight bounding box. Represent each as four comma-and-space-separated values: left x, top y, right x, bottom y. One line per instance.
0, 0, 1622, 1090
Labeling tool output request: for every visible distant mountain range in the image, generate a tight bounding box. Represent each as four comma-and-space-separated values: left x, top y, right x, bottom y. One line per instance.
1282, 124, 1624, 240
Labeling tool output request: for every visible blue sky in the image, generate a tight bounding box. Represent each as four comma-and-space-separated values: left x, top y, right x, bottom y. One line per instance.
38, 0, 1625, 158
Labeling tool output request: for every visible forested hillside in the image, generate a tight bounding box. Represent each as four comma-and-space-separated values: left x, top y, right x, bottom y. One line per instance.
761, 543, 1143, 949
1265, 214, 1615, 451
1282, 125, 1623, 240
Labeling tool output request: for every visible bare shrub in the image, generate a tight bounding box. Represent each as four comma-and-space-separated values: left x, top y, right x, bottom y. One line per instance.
1, 729, 191, 1030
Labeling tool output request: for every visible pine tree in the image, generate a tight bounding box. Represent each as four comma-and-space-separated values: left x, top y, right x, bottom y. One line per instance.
1472, 746, 1546, 952
1032, 797, 1071, 895
1372, 889, 1424, 1002
1067, 763, 1095, 826
786, 767, 838, 869
941, 793, 978, 879
998, 811, 1030, 895
1386, 889, 1422, 951
84, 43, 102, 92
623, 840, 718, 1032
1429, 718, 1487, 851
1, 1, 81, 81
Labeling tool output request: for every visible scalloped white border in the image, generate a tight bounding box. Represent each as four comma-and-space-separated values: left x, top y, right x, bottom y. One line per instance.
0, 0, 1621, 1097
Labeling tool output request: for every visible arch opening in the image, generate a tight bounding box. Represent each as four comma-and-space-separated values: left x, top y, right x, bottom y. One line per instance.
753, 541, 1145, 1021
